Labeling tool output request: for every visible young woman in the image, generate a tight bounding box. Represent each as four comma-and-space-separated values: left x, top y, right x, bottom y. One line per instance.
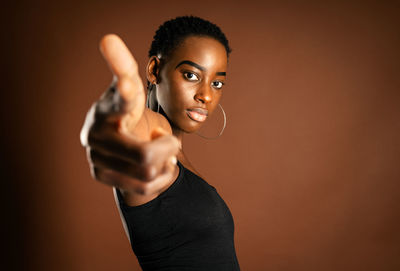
80, 16, 240, 270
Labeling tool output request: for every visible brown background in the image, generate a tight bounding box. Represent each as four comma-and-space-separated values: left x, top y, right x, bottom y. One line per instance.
2, 0, 400, 270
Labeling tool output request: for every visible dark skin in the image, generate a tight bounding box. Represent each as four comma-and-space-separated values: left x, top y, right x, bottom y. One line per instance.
147, 36, 228, 172
80, 34, 228, 208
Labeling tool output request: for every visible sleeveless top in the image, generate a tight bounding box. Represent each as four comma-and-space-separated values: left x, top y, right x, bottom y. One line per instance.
116, 161, 240, 270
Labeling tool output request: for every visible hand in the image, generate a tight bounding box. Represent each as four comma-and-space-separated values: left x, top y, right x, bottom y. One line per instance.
80, 34, 180, 202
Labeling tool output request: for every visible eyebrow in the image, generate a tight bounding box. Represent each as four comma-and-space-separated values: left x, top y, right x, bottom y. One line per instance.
175, 60, 226, 76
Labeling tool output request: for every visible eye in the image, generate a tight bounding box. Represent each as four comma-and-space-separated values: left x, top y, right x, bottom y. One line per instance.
183, 72, 199, 81
212, 81, 224, 89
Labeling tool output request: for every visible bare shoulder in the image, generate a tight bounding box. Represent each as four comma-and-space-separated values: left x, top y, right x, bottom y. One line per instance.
145, 108, 172, 134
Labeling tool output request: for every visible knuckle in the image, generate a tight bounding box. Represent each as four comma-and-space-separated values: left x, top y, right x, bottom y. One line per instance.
140, 165, 156, 181
138, 143, 153, 164
136, 182, 153, 196
80, 105, 97, 147
86, 124, 108, 147
90, 166, 101, 180
87, 148, 98, 162
87, 132, 97, 146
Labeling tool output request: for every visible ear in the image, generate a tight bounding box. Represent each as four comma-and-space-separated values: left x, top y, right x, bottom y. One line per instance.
146, 56, 161, 84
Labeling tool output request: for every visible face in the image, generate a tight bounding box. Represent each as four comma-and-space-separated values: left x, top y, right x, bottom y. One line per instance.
154, 36, 228, 134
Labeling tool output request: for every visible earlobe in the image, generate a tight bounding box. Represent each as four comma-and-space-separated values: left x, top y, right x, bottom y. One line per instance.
146, 56, 161, 84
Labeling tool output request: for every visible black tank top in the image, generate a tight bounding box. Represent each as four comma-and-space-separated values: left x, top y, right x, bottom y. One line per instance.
116, 161, 240, 270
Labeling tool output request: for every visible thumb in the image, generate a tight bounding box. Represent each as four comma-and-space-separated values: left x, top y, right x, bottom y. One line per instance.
151, 127, 182, 150
151, 127, 170, 140
150, 128, 181, 167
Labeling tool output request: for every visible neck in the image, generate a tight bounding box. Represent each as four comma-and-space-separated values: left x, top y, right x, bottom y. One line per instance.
149, 88, 186, 145
173, 132, 201, 176
148, 89, 199, 173
172, 126, 185, 145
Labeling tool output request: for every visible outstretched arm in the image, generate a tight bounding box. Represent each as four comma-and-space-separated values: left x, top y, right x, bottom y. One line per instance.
80, 34, 180, 206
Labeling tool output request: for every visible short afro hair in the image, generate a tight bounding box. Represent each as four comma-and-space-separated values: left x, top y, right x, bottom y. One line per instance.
148, 16, 232, 60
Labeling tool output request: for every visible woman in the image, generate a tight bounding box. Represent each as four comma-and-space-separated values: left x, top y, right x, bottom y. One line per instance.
80, 16, 240, 270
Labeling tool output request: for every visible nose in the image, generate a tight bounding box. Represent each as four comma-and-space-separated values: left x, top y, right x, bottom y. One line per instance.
194, 84, 212, 104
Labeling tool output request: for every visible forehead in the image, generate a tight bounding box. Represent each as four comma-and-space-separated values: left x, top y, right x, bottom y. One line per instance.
166, 36, 228, 71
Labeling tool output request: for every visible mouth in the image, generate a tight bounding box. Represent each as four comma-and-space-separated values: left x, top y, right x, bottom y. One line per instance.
186, 108, 208, 122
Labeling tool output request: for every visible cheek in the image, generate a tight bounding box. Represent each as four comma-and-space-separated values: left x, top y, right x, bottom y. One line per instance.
214, 91, 223, 103
158, 77, 191, 113
169, 80, 195, 105
209, 94, 222, 115
209, 88, 222, 104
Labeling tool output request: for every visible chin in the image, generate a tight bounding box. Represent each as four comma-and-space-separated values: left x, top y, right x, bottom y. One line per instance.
174, 119, 205, 134
167, 111, 204, 133
183, 123, 203, 134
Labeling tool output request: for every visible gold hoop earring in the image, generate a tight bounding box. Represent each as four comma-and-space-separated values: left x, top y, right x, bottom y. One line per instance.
196, 104, 226, 140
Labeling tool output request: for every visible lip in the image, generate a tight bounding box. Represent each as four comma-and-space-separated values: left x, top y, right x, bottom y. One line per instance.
186, 108, 208, 122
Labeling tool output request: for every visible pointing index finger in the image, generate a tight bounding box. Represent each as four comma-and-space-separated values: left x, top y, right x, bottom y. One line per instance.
98, 34, 145, 126
100, 34, 138, 79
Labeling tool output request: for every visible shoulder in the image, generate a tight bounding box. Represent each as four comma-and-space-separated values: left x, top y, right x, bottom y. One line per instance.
144, 108, 173, 135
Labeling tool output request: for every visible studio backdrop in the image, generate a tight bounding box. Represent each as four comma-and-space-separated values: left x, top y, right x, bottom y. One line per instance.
3, 0, 400, 270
